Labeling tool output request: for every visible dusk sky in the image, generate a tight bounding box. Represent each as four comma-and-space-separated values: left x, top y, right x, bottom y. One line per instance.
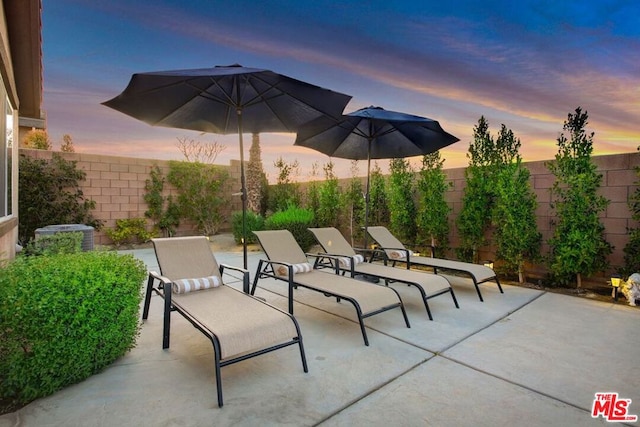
42, 0, 639, 181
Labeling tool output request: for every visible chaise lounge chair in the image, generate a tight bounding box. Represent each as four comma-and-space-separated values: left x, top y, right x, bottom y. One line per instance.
251, 230, 410, 346
309, 227, 459, 320
142, 236, 308, 408
365, 226, 503, 302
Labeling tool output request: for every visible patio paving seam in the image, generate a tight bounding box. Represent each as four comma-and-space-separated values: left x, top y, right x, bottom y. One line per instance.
436, 353, 606, 422
311, 357, 435, 427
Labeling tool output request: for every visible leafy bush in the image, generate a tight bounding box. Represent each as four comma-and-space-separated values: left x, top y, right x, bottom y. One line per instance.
22, 231, 83, 257
144, 165, 180, 237
18, 153, 103, 245
105, 218, 155, 247
264, 206, 316, 251
167, 161, 229, 236
232, 210, 265, 244
0, 251, 147, 403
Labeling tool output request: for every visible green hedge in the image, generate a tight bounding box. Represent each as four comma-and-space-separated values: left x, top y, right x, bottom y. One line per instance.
232, 211, 265, 245
0, 251, 147, 403
265, 206, 316, 252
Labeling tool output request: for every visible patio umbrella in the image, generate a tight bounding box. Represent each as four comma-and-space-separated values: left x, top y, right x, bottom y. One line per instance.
294, 106, 459, 246
103, 64, 352, 268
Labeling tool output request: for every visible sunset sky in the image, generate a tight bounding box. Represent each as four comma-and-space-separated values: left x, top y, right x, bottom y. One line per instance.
42, 0, 639, 181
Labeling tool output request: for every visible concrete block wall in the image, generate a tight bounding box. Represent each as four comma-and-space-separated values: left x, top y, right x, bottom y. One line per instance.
20, 149, 242, 246
20, 149, 637, 278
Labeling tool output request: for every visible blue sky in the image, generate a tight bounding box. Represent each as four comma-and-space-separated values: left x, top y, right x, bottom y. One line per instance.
42, 0, 639, 180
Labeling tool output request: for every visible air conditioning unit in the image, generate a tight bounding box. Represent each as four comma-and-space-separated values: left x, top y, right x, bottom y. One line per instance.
34, 224, 94, 251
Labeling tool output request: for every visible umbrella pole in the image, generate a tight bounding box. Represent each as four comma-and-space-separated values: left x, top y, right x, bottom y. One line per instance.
236, 108, 248, 270
363, 143, 372, 250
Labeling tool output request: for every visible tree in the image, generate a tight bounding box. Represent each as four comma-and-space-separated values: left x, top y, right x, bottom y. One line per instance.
246, 133, 267, 214
368, 162, 390, 227
22, 129, 51, 150
304, 161, 321, 226
176, 136, 226, 163
547, 107, 612, 287
143, 165, 180, 237
342, 161, 365, 245
623, 146, 640, 276
387, 158, 416, 244
60, 134, 75, 152
491, 125, 541, 283
268, 157, 301, 212
317, 161, 343, 228
417, 151, 451, 256
167, 161, 229, 236
457, 116, 495, 262
18, 153, 102, 245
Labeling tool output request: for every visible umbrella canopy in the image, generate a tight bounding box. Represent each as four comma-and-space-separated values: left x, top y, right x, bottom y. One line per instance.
295, 106, 459, 245
103, 64, 352, 268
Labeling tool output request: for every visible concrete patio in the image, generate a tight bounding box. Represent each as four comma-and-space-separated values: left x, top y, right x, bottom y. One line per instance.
1, 247, 639, 426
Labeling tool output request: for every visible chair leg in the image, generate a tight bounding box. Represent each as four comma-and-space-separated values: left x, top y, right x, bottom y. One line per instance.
211, 338, 224, 407
250, 260, 264, 295
451, 288, 460, 308
422, 299, 433, 321
473, 279, 484, 302
495, 277, 504, 294
142, 274, 154, 320
162, 287, 172, 349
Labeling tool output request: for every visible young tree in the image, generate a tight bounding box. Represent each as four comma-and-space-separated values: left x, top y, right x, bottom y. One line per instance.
246, 133, 268, 214
343, 160, 365, 245
387, 158, 416, 244
368, 162, 390, 227
547, 107, 612, 287
167, 161, 229, 236
143, 165, 180, 237
60, 134, 75, 153
304, 161, 321, 226
623, 146, 640, 276
457, 116, 495, 262
22, 129, 51, 150
417, 151, 451, 256
176, 136, 226, 163
268, 157, 301, 213
491, 125, 541, 283
317, 161, 343, 228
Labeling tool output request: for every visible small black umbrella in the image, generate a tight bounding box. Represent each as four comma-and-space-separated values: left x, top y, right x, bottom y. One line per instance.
295, 106, 459, 245
103, 64, 352, 268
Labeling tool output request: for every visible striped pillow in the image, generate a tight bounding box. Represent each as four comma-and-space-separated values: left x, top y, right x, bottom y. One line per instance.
276, 262, 313, 277
172, 275, 221, 294
387, 249, 413, 259
338, 254, 365, 268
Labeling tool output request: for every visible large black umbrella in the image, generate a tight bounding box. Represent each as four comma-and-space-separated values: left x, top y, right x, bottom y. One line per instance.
295, 106, 459, 245
103, 64, 352, 268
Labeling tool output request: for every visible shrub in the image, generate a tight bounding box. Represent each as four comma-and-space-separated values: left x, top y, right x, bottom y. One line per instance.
167, 161, 229, 236
105, 218, 155, 247
264, 206, 316, 251
22, 231, 83, 257
18, 153, 103, 245
232, 210, 265, 244
0, 251, 147, 403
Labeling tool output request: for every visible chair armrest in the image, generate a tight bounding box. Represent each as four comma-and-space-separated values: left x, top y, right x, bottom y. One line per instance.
220, 264, 251, 294
305, 252, 342, 274
148, 270, 172, 287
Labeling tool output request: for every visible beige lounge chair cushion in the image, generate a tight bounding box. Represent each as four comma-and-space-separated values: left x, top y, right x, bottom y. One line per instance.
293, 270, 400, 314
172, 286, 298, 360
172, 275, 221, 293
366, 226, 495, 283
